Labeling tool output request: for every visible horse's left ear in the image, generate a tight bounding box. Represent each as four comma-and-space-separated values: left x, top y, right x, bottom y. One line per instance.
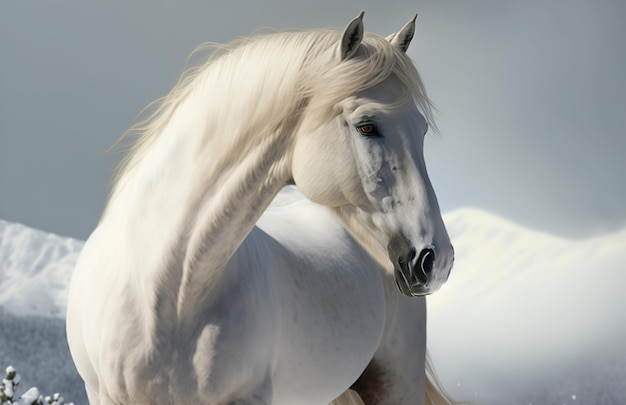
339, 11, 365, 60
387, 14, 417, 53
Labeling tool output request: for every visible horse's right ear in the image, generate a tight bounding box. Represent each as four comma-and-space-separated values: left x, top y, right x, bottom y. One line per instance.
386, 14, 417, 53
338, 11, 365, 61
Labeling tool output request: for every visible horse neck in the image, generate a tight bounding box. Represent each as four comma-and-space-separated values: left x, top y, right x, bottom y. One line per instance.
105, 81, 294, 326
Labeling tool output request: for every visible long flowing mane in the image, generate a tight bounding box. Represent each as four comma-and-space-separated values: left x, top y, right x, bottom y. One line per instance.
105, 28, 434, 214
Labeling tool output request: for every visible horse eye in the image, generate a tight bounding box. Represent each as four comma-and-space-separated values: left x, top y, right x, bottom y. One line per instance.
357, 123, 379, 137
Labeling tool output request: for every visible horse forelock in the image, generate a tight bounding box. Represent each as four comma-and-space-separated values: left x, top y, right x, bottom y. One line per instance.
104, 28, 434, 216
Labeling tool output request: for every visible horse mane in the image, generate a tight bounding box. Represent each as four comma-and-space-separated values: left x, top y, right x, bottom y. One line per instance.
105, 27, 435, 216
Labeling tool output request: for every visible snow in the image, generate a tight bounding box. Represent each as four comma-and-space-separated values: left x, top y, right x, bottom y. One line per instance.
0, 220, 83, 319
14, 387, 39, 404
428, 208, 626, 403
1, 207, 625, 403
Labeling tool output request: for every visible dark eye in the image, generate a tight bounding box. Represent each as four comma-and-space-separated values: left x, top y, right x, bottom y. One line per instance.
357, 123, 380, 137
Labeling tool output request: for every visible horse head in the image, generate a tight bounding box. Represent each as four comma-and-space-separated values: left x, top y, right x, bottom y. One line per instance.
291, 13, 454, 296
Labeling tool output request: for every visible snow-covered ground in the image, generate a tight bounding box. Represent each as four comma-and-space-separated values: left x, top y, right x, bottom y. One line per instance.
1, 208, 625, 404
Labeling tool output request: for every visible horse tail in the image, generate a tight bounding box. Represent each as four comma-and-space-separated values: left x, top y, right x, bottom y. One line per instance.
329, 351, 464, 405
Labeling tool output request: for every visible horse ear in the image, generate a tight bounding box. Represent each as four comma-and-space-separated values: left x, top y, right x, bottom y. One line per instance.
388, 14, 417, 53
339, 11, 365, 60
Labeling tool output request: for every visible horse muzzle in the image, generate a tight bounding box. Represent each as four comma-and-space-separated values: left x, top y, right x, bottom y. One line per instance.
388, 235, 446, 297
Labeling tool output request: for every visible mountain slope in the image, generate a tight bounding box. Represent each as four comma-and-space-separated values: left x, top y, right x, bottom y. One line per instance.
429, 208, 626, 403
0, 219, 83, 318
433, 208, 626, 354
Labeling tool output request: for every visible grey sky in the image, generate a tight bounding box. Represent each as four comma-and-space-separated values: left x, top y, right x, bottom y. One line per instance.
1, 0, 625, 240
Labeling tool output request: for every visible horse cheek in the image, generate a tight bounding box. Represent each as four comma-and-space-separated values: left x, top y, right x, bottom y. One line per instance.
292, 131, 357, 207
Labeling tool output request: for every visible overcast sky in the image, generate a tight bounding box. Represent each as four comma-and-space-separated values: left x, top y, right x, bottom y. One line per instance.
1, 0, 625, 240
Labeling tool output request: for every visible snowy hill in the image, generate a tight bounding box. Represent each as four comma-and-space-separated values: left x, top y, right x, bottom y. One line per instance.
1, 208, 625, 404
429, 208, 626, 403
0, 219, 83, 318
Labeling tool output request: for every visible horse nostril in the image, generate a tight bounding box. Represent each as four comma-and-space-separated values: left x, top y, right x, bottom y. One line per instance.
418, 248, 435, 278
397, 247, 415, 271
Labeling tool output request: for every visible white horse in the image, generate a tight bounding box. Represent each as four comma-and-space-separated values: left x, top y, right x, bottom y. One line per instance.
67, 13, 456, 405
